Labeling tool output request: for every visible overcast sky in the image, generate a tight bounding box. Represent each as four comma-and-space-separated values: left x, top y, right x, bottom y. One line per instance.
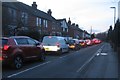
16, 0, 119, 33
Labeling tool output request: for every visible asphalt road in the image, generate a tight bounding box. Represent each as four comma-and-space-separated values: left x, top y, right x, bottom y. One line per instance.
2, 42, 118, 79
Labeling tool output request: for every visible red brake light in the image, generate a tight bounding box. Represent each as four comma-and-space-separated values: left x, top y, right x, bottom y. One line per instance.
56, 43, 60, 47
0, 57, 3, 60
3, 45, 9, 50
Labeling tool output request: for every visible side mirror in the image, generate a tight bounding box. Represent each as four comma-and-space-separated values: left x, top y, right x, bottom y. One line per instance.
35, 42, 40, 46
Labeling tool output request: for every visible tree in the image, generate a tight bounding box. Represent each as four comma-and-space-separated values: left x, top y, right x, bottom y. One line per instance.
17, 30, 41, 41
107, 25, 112, 42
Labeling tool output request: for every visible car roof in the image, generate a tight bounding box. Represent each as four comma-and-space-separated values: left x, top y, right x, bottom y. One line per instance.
1, 37, 9, 40
9, 36, 30, 39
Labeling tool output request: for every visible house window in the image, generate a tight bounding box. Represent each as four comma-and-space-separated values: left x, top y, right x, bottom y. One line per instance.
66, 28, 68, 32
63, 27, 65, 32
36, 17, 39, 26
43, 19, 48, 27
36, 17, 42, 27
39, 18, 42, 26
46, 20, 48, 28
21, 12, 28, 25
9, 8, 16, 23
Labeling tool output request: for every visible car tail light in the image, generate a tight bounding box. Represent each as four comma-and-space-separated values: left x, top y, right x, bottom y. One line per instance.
0, 57, 3, 60
56, 43, 60, 47
3, 45, 9, 50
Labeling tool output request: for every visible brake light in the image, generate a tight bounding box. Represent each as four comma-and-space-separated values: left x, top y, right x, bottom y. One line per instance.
0, 57, 3, 60
3, 45, 9, 50
56, 43, 60, 47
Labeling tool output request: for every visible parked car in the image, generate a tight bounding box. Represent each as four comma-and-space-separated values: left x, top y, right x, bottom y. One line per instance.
42, 36, 69, 54
0, 36, 45, 69
68, 39, 80, 50
79, 40, 87, 48
92, 38, 102, 44
85, 39, 93, 46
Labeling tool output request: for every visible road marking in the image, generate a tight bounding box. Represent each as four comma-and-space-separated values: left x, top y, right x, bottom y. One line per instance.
101, 53, 108, 56
7, 61, 51, 78
76, 45, 104, 72
60, 55, 68, 58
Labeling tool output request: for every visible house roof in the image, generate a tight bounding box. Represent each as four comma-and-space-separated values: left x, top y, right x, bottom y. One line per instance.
2, 2, 56, 21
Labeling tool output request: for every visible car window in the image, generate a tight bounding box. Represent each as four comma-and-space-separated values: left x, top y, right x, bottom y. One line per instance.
69, 40, 75, 44
43, 37, 58, 44
15, 38, 28, 45
27, 39, 36, 45
1, 39, 8, 46
59, 39, 65, 44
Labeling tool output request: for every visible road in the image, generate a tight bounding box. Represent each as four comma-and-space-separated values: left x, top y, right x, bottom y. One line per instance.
2, 42, 118, 79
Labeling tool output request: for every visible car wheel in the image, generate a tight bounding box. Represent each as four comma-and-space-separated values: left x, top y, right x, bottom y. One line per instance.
57, 48, 62, 55
12, 56, 23, 69
40, 52, 46, 61
66, 48, 69, 53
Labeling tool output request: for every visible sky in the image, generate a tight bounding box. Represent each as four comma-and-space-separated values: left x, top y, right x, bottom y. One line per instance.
12, 0, 119, 33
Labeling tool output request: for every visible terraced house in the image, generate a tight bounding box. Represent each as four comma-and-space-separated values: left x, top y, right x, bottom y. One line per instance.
2, 2, 61, 37
2, 1, 90, 39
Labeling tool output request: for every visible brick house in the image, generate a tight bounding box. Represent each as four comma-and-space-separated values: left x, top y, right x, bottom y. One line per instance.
57, 18, 69, 37
2, 1, 90, 39
2, 2, 61, 37
68, 18, 84, 39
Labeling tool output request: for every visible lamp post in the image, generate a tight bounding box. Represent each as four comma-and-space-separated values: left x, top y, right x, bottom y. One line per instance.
110, 7, 116, 26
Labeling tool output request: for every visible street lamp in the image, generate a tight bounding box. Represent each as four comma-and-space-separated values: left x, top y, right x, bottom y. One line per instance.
110, 7, 116, 26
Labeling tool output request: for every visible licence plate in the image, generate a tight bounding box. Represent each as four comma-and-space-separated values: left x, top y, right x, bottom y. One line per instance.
45, 48, 49, 51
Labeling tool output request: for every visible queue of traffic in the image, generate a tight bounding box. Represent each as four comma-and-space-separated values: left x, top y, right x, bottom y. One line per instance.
1, 36, 102, 69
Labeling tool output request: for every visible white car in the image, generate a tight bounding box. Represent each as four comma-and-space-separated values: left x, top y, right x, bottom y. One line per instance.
42, 36, 69, 54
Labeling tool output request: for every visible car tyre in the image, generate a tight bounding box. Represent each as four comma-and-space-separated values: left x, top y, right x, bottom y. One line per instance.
40, 52, 46, 61
57, 48, 63, 55
12, 55, 23, 69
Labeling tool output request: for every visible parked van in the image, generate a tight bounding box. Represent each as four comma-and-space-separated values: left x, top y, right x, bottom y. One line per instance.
42, 36, 69, 54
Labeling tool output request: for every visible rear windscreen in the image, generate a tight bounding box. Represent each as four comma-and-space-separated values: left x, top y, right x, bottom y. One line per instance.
1, 39, 8, 46
68, 40, 75, 44
42, 37, 58, 45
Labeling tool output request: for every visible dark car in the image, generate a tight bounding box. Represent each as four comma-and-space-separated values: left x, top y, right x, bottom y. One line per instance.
68, 39, 80, 50
0, 36, 45, 69
79, 40, 87, 48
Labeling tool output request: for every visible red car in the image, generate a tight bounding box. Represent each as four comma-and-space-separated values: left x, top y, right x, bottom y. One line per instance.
92, 38, 102, 44
85, 39, 93, 46
0, 36, 45, 69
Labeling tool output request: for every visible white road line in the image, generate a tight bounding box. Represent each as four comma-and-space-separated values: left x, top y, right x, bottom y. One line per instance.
7, 61, 51, 78
76, 45, 105, 72
60, 55, 68, 58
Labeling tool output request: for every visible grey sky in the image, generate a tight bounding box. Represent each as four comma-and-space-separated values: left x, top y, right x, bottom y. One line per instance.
17, 0, 119, 33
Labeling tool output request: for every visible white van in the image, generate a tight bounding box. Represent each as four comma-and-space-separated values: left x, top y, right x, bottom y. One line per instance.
42, 36, 69, 54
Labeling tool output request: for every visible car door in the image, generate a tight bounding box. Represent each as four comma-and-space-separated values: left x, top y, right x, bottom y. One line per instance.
60, 39, 68, 52
27, 38, 41, 58
15, 38, 31, 59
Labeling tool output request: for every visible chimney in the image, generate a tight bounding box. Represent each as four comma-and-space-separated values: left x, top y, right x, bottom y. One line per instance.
76, 24, 79, 28
47, 9, 52, 16
72, 23, 75, 26
32, 2, 37, 9
68, 17, 71, 26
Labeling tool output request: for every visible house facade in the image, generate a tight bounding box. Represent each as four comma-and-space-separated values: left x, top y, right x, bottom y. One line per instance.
2, 2, 60, 37
118, 1, 120, 19
57, 19, 69, 37
2, 2, 90, 39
